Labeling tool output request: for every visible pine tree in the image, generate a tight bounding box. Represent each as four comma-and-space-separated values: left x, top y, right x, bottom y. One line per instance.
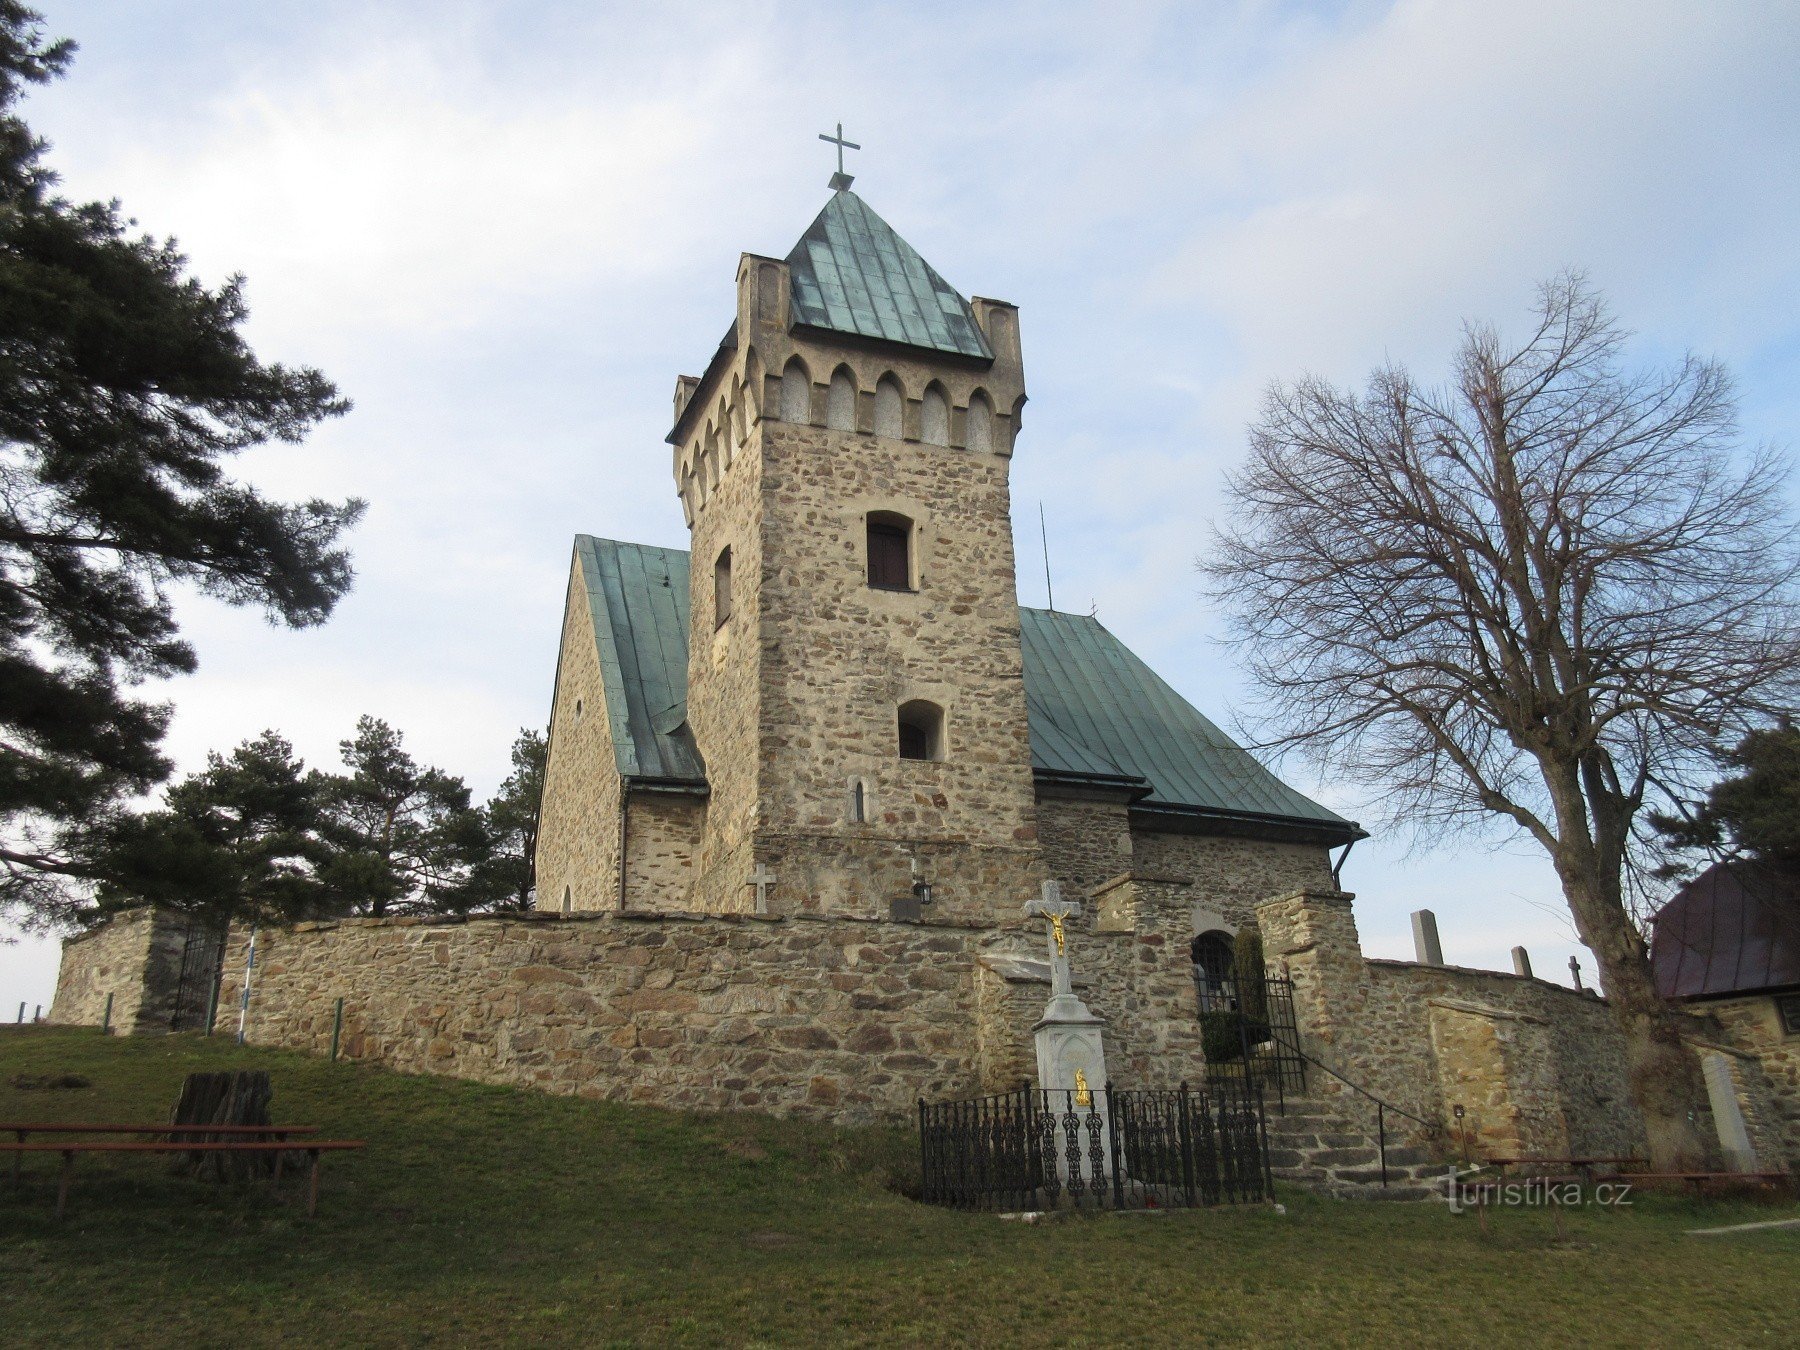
316, 717, 487, 917
91, 731, 329, 926
0, 5, 360, 926
467, 727, 546, 912
1653, 720, 1800, 870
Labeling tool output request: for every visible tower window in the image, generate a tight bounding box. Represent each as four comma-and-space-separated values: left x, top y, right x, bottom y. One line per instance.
867, 512, 913, 590
713, 546, 732, 627
897, 700, 944, 761
850, 779, 867, 823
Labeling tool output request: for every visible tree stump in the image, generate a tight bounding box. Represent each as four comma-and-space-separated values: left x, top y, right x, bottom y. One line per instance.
169, 1070, 274, 1180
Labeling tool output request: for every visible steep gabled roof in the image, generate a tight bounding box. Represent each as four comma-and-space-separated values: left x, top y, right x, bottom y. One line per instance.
785, 190, 993, 360
572, 536, 703, 782
564, 538, 1355, 840
1652, 860, 1800, 1000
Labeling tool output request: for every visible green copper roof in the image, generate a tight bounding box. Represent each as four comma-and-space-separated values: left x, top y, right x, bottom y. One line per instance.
786, 190, 994, 360
572, 536, 703, 782
1018, 608, 1356, 833
566, 539, 1354, 837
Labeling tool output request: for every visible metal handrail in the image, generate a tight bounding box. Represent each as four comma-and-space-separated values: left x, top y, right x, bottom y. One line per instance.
1278, 1040, 1441, 1189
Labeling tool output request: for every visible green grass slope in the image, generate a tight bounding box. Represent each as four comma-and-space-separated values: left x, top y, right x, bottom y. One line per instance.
1, 1026, 1795, 1348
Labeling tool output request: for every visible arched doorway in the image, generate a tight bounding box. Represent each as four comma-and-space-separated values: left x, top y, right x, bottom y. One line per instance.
1191, 929, 1236, 1012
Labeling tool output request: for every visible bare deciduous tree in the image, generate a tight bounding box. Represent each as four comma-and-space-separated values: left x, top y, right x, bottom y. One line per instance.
1204, 274, 1800, 1170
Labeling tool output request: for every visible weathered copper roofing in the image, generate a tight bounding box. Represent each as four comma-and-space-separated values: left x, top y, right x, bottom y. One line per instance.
1018, 608, 1358, 837
1651, 861, 1800, 1000
565, 539, 1356, 841
785, 190, 994, 360
573, 536, 703, 782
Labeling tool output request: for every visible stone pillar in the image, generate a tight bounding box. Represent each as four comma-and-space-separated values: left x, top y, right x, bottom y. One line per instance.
1411, 909, 1444, 966
1254, 889, 1368, 1056
1511, 946, 1533, 979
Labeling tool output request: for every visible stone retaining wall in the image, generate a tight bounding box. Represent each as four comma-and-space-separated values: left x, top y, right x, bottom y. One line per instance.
49, 908, 187, 1034
211, 904, 1223, 1123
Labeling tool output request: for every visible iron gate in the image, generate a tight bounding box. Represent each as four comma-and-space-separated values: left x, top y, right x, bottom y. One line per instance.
169, 921, 225, 1032
1197, 969, 1307, 1104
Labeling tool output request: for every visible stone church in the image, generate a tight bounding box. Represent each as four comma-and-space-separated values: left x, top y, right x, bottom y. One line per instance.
51, 174, 1799, 1192
533, 178, 1357, 950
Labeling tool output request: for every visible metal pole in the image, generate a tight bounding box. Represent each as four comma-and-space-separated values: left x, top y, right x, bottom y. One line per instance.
330, 997, 344, 1061
204, 968, 221, 1036
236, 925, 258, 1046
1378, 1102, 1388, 1188
101, 993, 112, 1036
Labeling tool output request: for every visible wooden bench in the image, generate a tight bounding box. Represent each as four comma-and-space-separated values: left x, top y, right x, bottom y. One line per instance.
2, 1136, 363, 1219
1620, 1170, 1795, 1197
1486, 1156, 1642, 1181
3, 1122, 320, 1189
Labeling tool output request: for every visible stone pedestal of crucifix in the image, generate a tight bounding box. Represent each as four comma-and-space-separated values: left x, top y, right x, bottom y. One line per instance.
1025, 880, 1113, 1187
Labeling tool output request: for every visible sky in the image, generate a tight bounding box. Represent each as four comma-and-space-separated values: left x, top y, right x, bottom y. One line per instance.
5, 0, 1799, 1014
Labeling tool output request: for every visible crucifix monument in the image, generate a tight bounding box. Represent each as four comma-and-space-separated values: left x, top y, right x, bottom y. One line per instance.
1024, 880, 1110, 1107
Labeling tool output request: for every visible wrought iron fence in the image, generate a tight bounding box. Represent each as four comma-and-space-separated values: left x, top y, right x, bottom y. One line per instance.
1197, 970, 1307, 1106
918, 1078, 1272, 1211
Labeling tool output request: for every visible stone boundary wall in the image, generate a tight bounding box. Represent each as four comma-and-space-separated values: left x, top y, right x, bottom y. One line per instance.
1360, 959, 1646, 1159
217, 910, 995, 1122
49, 908, 187, 1034
211, 905, 1220, 1124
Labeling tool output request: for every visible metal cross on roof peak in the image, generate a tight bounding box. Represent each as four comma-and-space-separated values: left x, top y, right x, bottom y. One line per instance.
818, 121, 860, 191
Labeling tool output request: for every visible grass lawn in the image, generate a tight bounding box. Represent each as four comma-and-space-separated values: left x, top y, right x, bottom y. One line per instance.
2, 1026, 1795, 1347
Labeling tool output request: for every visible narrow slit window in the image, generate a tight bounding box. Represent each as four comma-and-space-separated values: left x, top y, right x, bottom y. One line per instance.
851, 780, 866, 823
867, 513, 912, 590
714, 545, 733, 628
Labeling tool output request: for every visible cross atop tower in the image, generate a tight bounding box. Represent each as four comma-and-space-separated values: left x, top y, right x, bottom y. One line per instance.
818, 122, 860, 191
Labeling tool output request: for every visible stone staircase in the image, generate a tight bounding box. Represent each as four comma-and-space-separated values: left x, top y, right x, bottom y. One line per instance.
1259, 1089, 1449, 1201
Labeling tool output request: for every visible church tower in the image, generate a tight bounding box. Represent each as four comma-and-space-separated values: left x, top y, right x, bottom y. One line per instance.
667, 174, 1041, 922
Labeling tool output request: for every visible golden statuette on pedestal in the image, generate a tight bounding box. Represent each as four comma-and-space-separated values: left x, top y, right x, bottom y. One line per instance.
1073, 1068, 1092, 1107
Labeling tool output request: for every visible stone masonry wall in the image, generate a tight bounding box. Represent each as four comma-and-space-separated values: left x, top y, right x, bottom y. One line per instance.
1036, 796, 1133, 904
1707, 995, 1800, 1168
217, 910, 995, 1123
622, 793, 705, 911
536, 563, 622, 913
1132, 831, 1335, 935
208, 903, 1222, 1124
1363, 960, 1645, 1159
49, 908, 187, 1034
